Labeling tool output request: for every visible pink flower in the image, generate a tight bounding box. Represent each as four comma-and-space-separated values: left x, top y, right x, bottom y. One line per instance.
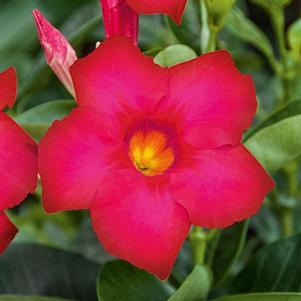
39, 36, 274, 279
125, 0, 187, 24
0, 67, 38, 254
32, 10, 77, 97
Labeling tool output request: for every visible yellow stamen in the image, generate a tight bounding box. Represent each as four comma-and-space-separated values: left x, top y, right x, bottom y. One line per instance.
128, 130, 175, 176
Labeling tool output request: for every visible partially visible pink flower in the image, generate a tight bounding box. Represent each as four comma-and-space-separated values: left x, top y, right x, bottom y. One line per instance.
32, 10, 77, 97
100, 0, 138, 44
126, 0, 187, 24
39, 36, 274, 279
0, 67, 38, 254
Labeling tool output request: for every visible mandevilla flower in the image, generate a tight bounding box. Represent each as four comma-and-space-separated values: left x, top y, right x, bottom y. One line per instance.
39, 36, 274, 279
0, 67, 38, 254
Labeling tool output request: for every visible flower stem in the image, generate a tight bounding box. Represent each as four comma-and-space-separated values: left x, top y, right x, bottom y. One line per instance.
189, 227, 207, 265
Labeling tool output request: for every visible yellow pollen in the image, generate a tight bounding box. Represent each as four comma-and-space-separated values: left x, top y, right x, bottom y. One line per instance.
128, 130, 175, 176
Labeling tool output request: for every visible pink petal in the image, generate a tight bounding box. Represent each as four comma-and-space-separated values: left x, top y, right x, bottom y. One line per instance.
71, 36, 168, 115
0, 67, 17, 111
39, 108, 124, 213
0, 211, 17, 254
0, 112, 37, 211
100, 0, 139, 45
91, 170, 190, 280
32, 9, 77, 97
170, 144, 274, 228
126, 0, 187, 24
164, 50, 257, 149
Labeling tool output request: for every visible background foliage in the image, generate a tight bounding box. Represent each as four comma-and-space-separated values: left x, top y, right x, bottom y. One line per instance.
2, 0, 301, 300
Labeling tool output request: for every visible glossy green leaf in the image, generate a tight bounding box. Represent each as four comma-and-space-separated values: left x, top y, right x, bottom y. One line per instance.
245, 98, 301, 139
213, 293, 301, 301
224, 8, 277, 70
245, 114, 301, 173
230, 234, 301, 293
168, 265, 210, 301
97, 261, 174, 301
0, 244, 99, 301
154, 44, 197, 67
209, 221, 249, 286
15, 100, 75, 140
288, 18, 301, 60
0, 296, 72, 301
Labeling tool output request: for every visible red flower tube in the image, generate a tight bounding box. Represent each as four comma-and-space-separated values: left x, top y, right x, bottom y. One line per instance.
100, 0, 138, 44
0, 67, 38, 254
39, 36, 274, 279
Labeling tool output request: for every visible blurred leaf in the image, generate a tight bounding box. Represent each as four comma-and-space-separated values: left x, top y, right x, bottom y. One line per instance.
154, 44, 197, 67
166, 0, 201, 51
245, 115, 301, 173
246, 98, 301, 139
288, 18, 301, 60
209, 221, 249, 286
0, 296, 72, 301
212, 293, 301, 301
15, 100, 75, 140
251, 207, 281, 243
172, 242, 193, 284
229, 234, 301, 293
97, 261, 174, 301
249, 0, 291, 11
224, 8, 278, 70
168, 265, 210, 301
0, 244, 100, 301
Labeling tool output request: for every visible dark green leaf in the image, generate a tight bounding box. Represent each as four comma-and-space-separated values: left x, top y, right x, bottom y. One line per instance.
168, 265, 210, 301
212, 293, 301, 301
154, 44, 197, 67
15, 100, 75, 140
0, 244, 100, 301
224, 8, 277, 70
97, 261, 174, 301
245, 115, 301, 173
0, 296, 72, 301
230, 234, 301, 293
209, 221, 249, 286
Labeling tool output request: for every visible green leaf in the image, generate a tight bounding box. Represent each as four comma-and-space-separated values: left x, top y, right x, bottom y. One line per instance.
229, 234, 301, 293
168, 265, 210, 301
249, 0, 291, 12
0, 296, 72, 301
224, 8, 278, 70
245, 114, 301, 173
154, 44, 197, 67
97, 261, 174, 301
15, 100, 75, 140
245, 98, 301, 139
212, 293, 301, 301
288, 18, 301, 60
209, 221, 249, 286
0, 243, 100, 301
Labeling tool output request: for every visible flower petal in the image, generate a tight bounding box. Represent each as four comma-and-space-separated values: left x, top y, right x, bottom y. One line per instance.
71, 36, 168, 116
0, 112, 37, 211
0, 67, 17, 111
33, 9, 77, 97
0, 211, 17, 254
165, 50, 257, 149
170, 144, 274, 228
39, 108, 124, 213
91, 170, 190, 279
126, 0, 187, 24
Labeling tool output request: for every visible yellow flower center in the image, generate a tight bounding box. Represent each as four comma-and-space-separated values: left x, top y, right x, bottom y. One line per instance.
128, 130, 175, 176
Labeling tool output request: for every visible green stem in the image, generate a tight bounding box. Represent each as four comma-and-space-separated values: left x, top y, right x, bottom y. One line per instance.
282, 208, 294, 236
206, 26, 218, 52
189, 227, 207, 265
